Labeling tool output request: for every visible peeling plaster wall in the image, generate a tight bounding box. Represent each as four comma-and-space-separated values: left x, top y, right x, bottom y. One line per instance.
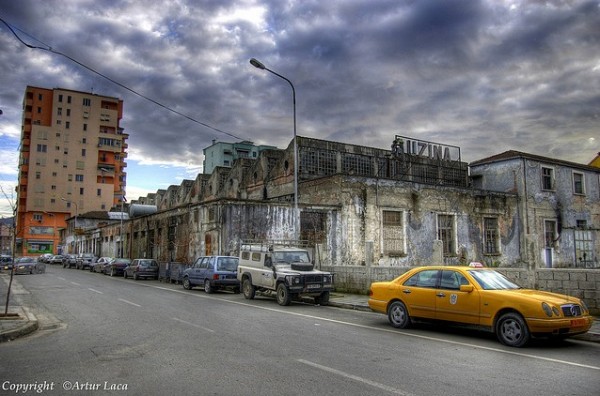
471, 156, 600, 268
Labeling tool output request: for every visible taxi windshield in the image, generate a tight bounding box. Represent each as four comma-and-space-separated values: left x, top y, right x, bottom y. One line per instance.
468, 270, 521, 290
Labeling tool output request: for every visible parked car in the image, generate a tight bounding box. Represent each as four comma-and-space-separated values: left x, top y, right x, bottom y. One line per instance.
92, 257, 113, 273
13, 257, 41, 274
1, 255, 13, 272
48, 255, 65, 265
124, 259, 159, 280
62, 254, 77, 268
368, 266, 594, 347
75, 253, 97, 270
38, 253, 53, 263
183, 256, 240, 293
104, 258, 131, 276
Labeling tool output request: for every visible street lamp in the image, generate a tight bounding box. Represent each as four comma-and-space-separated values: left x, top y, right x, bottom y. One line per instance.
60, 197, 78, 254
249, 57, 299, 239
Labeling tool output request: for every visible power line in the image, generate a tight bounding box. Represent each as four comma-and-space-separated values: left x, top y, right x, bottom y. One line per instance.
0, 16, 246, 141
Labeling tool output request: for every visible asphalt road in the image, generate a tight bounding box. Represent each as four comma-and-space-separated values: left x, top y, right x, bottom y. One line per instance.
1, 266, 599, 396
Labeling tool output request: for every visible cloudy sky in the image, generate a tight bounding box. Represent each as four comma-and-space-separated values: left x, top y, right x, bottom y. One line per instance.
1, 0, 599, 217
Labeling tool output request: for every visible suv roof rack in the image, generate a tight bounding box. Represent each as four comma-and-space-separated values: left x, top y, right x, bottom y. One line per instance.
240, 239, 313, 252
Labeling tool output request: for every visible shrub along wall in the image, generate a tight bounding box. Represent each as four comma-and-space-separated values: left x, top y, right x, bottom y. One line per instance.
324, 266, 600, 315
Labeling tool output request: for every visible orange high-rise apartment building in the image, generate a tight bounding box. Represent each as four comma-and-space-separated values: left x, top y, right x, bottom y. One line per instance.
16, 86, 128, 256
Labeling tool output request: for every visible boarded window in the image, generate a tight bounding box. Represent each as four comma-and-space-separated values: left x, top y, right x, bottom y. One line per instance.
382, 210, 404, 256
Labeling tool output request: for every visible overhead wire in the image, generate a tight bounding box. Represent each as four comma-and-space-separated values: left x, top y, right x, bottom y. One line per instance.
0, 16, 246, 141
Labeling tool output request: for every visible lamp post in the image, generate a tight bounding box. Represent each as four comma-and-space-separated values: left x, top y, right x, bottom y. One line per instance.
249, 57, 299, 239
60, 197, 78, 254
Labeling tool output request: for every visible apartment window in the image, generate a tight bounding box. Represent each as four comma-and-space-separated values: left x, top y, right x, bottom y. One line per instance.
32, 214, 42, 221
79, 187, 84, 195
83, 98, 91, 106
66, 109, 71, 117
81, 149, 86, 156
52, 172, 57, 177
483, 217, 500, 255
51, 185, 56, 190
35, 172, 41, 180
54, 159, 59, 164
57, 108, 62, 116
542, 167, 554, 190
97, 189, 102, 196
573, 172, 585, 195
58, 94, 63, 102
75, 174, 84, 182
56, 120, 61, 125
83, 124, 87, 131
37, 107, 42, 113
38, 94, 43, 101
65, 121, 70, 129
68, 175, 73, 181
382, 210, 405, 256
36, 144, 47, 153
82, 138, 86, 144
67, 96, 72, 104
438, 214, 456, 256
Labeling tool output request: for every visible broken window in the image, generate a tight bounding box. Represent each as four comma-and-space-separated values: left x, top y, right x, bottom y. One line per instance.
541, 167, 554, 190
575, 221, 593, 268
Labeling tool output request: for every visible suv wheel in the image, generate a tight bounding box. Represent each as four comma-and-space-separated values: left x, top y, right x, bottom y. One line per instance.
242, 278, 255, 300
183, 277, 193, 290
204, 280, 214, 294
314, 291, 330, 306
276, 283, 291, 306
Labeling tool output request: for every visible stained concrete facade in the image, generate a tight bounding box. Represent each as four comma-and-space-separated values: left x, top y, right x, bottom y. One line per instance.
66, 136, 524, 270
470, 151, 600, 269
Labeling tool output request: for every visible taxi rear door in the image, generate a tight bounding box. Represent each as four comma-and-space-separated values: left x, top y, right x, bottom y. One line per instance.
400, 269, 439, 320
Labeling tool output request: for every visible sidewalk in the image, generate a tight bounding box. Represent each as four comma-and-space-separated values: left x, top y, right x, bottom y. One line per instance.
0, 273, 39, 342
1, 272, 598, 344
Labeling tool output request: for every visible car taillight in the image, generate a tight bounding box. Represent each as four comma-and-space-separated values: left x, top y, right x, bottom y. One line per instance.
213, 274, 219, 280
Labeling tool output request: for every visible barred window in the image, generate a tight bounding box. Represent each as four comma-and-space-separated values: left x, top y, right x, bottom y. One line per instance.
438, 214, 456, 256
300, 148, 337, 176
483, 217, 499, 255
382, 210, 404, 255
343, 153, 372, 176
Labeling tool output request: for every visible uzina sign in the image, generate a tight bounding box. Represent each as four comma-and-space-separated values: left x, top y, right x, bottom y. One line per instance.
392, 135, 461, 163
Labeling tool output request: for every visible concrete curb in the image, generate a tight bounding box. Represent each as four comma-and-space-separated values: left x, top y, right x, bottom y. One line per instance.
0, 319, 38, 343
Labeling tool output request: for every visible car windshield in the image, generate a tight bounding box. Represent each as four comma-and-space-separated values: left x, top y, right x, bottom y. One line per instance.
468, 270, 521, 290
216, 257, 238, 271
272, 251, 310, 263
139, 260, 157, 267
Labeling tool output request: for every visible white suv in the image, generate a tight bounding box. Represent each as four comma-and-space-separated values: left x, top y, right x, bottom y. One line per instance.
237, 240, 334, 306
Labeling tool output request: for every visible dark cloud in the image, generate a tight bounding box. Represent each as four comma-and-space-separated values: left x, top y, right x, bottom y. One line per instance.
0, 0, 598, 214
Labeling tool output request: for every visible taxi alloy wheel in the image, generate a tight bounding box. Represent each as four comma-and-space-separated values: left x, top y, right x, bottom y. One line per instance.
496, 312, 530, 347
388, 301, 411, 329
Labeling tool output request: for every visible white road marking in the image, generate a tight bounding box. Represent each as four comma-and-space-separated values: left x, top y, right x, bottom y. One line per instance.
118, 298, 141, 307
70, 282, 80, 286
298, 359, 414, 395
88, 288, 103, 294
172, 317, 215, 333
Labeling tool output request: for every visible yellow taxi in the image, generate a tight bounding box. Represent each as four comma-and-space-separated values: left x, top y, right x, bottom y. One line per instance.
368, 266, 593, 347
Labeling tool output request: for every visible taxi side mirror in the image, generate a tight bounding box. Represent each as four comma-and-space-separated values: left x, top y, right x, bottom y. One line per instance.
460, 285, 474, 293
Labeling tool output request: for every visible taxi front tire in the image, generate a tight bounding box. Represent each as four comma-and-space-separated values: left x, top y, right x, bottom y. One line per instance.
496, 312, 530, 347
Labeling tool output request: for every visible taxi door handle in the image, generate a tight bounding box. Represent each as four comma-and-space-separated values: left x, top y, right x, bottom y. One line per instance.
436, 292, 446, 298
402, 289, 411, 294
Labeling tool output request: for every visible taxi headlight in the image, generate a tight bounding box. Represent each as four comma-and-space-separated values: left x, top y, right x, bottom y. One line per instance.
542, 302, 553, 317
